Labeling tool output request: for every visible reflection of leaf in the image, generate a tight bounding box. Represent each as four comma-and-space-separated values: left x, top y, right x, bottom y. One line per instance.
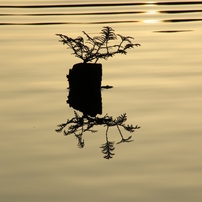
123, 124, 141, 132
115, 113, 127, 125
74, 111, 80, 121
55, 118, 74, 133
56, 111, 140, 159
117, 136, 134, 144
75, 133, 85, 148
55, 128, 63, 133
100, 141, 115, 159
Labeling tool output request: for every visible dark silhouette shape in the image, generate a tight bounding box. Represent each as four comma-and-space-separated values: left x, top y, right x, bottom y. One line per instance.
100, 126, 115, 159
56, 61, 140, 159
56, 110, 140, 159
101, 85, 113, 89
67, 63, 102, 117
55, 26, 140, 159
56, 26, 140, 63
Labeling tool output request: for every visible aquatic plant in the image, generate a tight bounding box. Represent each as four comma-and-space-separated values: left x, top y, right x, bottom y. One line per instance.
56, 26, 140, 63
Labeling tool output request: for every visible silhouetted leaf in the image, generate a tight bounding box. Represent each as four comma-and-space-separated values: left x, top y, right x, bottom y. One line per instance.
56, 26, 140, 63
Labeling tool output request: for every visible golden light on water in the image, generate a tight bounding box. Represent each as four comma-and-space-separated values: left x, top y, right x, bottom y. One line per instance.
2, 1, 202, 202
145, 2, 156, 6
143, 1, 159, 23
146, 10, 158, 15
144, 7, 160, 23
143, 19, 161, 23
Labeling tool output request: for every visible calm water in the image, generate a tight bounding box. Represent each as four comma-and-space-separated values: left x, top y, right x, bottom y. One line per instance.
1, 1, 202, 202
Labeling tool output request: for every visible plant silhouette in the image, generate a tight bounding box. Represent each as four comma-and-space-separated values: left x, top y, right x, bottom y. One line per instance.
56, 111, 140, 159
100, 126, 115, 159
56, 26, 140, 63
56, 26, 140, 159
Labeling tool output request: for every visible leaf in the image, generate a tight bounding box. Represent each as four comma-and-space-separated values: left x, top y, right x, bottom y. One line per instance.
56, 26, 140, 63
117, 34, 134, 43
100, 141, 115, 159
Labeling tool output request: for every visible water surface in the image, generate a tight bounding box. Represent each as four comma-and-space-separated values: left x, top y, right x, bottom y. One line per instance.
1, 1, 202, 202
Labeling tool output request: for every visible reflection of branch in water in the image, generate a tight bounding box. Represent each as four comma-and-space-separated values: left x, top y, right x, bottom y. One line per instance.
75, 132, 85, 148
100, 126, 115, 159
55, 111, 140, 158
55, 111, 111, 135
116, 125, 133, 144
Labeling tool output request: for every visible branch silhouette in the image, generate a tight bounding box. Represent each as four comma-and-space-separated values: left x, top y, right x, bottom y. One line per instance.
56, 26, 140, 63
100, 126, 115, 159
56, 111, 140, 158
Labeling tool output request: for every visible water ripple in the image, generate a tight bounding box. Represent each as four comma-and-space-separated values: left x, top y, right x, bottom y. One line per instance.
1, 19, 202, 26
0, 9, 201, 16
0, 1, 202, 8
1, 1, 202, 28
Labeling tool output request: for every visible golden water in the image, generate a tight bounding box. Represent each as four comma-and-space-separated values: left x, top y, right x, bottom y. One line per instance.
1, 1, 202, 202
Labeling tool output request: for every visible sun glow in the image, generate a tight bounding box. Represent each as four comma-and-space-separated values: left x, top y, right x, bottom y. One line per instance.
143, 19, 161, 23
146, 10, 158, 14
146, 2, 156, 6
